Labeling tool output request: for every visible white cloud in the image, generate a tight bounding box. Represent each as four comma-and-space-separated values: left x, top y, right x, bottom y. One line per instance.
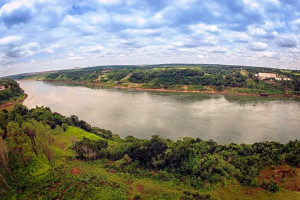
189, 23, 219, 34
0, 0, 300, 77
250, 42, 268, 51
0, 35, 22, 45
261, 51, 277, 58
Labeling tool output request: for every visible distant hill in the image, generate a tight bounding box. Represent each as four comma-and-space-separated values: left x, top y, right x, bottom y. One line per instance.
8, 64, 300, 96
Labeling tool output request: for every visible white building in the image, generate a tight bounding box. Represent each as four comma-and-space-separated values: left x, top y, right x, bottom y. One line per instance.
258, 73, 277, 80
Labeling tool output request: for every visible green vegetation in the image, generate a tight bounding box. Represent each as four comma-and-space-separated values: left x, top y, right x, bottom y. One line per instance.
0, 103, 299, 199
0, 79, 24, 105
10, 64, 300, 96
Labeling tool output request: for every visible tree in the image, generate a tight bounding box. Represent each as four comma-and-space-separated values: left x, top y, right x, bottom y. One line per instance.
6, 122, 27, 166
22, 122, 38, 157
72, 137, 108, 160
34, 121, 56, 166
0, 128, 4, 138
0, 137, 12, 175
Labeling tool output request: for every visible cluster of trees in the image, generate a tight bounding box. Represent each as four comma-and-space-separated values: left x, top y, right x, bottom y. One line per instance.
44, 71, 99, 82
9, 64, 300, 95
114, 136, 299, 189
0, 104, 114, 190
0, 108, 56, 191
101, 69, 132, 82
127, 68, 248, 89
293, 78, 300, 94
0, 80, 23, 104
1, 104, 299, 194
71, 133, 300, 191
72, 137, 108, 161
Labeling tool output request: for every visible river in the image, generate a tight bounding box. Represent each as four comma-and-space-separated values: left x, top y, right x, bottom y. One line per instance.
19, 80, 300, 144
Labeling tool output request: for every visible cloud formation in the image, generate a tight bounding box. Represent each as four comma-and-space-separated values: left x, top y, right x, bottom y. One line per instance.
0, 0, 300, 76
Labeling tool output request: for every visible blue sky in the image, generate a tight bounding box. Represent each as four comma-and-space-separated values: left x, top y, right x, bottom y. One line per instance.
0, 0, 300, 76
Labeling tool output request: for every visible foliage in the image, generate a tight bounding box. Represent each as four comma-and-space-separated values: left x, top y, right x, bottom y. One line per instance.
261, 180, 280, 192
12, 64, 300, 95
180, 191, 216, 200
0, 104, 299, 199
0, 79, 24, 104
72, 137, 108, 160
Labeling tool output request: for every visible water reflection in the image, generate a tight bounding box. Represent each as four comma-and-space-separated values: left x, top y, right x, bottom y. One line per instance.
19, 80, 300, 144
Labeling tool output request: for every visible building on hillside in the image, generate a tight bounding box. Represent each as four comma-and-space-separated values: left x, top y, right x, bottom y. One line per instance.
257, 73, 277, 80
283, 77, 291, 81
0, 85, 5, 90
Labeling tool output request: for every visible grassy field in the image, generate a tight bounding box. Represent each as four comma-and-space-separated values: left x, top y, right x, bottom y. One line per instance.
2, 124, 299, 200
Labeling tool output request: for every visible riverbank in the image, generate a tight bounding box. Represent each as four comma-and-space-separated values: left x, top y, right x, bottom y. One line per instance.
0, 93, 28, 110
20, 79, 300, 98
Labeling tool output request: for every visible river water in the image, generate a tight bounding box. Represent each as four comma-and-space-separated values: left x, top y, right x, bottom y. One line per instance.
19, 80, 300, 144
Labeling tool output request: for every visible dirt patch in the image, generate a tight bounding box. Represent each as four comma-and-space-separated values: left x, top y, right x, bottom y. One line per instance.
245, 187, 262, 196
107, 160, 115, 166
0, 93, 28, 109
259, 165, 300, 191
71, 167, 84, 175
182, 85, 188, 90
136, 185, 144, 193
108, 169, 116, 173
126, 181, 133, 186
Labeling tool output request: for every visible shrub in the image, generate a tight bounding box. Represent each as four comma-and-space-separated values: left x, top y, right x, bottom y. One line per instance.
261, 180, 280, 192
72, 137, 108, 160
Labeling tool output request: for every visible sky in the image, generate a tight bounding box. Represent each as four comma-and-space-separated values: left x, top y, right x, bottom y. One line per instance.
0, 0, 300, 77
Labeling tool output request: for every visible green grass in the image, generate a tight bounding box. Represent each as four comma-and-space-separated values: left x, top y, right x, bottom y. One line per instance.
2, 124, 300, 200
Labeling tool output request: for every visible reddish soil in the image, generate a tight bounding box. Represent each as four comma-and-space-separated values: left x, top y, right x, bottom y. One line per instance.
245, 187, 262, 196
108, 169, 116, 173
259, 165, 300, 191
71, 167, 84, 175
136, 185, 144, 193
107, 160, 115, 166
126, 181, 133, 186
0, 93, 28, 109
99, 181, 106, 187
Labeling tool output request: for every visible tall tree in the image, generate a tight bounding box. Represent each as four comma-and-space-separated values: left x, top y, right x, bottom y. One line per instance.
22, 122, 38, 157
6, 122, 27, 166
0, 137, 12, 175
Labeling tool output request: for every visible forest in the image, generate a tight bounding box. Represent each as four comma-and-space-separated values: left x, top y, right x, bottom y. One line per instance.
9, 64, 300, 96
0, 80, 299, 199
0, 79, 24, 104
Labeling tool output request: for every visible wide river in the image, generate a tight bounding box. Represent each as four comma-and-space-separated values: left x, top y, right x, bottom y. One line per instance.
19, 80, 300, 144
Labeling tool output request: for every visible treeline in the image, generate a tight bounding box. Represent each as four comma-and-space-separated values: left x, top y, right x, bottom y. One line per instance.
0, 104, 114, 191
12, 64, 300, 95
0, 104, 299, 195
73, 134, 299, 192
128, 68, 247, 88
0, 80, 24, 104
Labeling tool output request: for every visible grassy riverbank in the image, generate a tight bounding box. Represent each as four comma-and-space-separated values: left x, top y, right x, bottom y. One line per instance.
0, 103, 299, 199
0, 79, 26, 111
12, 64, 300, 97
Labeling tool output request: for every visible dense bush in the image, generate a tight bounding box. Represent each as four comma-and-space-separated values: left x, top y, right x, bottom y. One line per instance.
72, 137, 108, 160
261, 180, 280, 192
0, 79, 24, 104
1, 104, 299, 195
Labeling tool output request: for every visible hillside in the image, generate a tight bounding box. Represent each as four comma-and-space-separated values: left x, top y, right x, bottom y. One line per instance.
0, 103, 299, 199
0, 79, 24, 105
10, 64, 300, 96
